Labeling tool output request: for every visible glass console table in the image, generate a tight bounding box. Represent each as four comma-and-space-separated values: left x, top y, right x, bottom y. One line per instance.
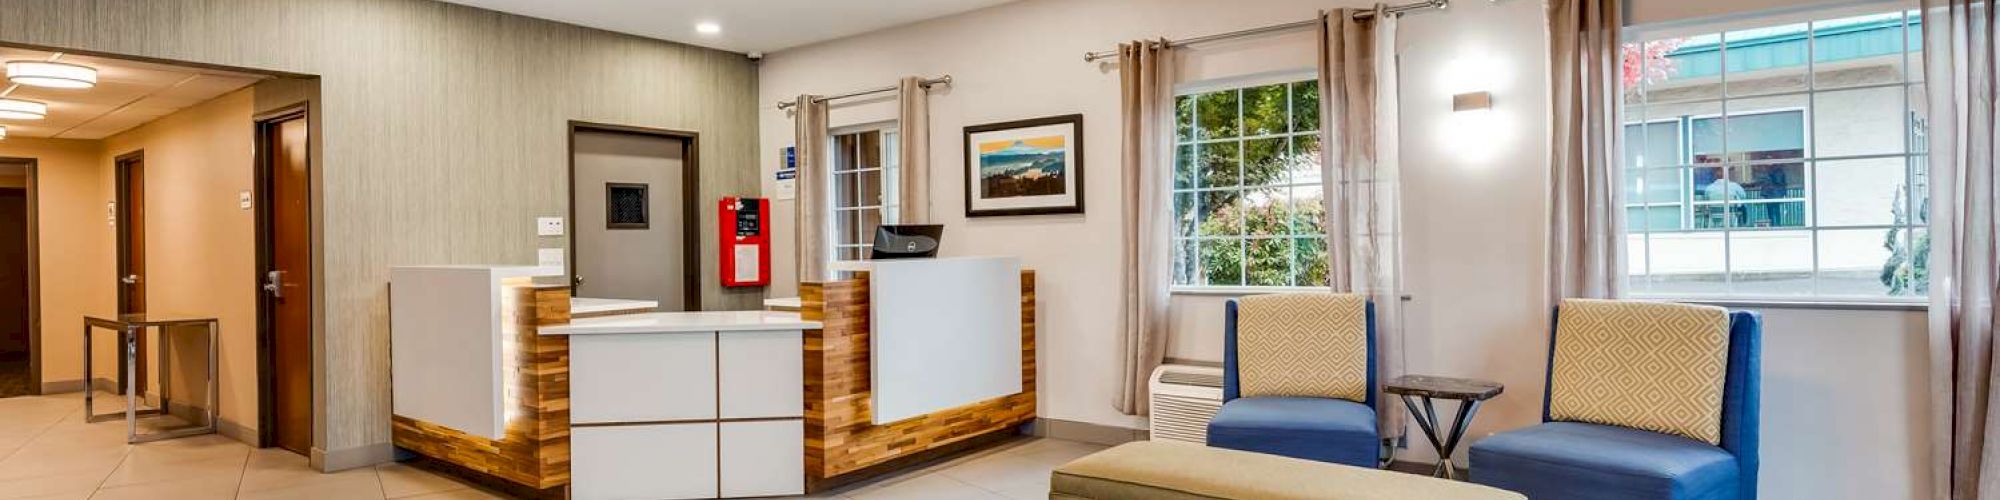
82, 313, 220, 443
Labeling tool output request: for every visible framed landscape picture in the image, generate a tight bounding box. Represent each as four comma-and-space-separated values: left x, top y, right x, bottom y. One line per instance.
963, 114, 1084, 217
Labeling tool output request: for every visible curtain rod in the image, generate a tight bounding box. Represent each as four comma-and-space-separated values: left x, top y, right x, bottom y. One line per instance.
777, 75, 952, 110
1080, 0, 1448, 62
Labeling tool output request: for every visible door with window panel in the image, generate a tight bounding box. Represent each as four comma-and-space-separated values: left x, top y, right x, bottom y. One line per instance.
830, 128, 900, 267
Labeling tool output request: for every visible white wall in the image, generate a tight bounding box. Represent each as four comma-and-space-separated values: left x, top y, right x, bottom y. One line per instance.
758, 0, 1348, 431
758, 0, 1933, 498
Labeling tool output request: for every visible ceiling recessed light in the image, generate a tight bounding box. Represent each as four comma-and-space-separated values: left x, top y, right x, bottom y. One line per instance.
0, 99, 47, 120
6, 61, 96, 89
695, 22, 721, 35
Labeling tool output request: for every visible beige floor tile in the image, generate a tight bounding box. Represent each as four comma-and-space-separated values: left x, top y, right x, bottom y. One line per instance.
88, 473, 239, 500
998, 438, 1105, 466
0, 445, 128, 481
236, 474, 388, 500
845, 474, 1005, 500
237, 448, 376, 493
9, 492, 92, 500
99, 452, 246, 488
936, 453, 1051, 493
376, 462, 473, 498
0, 469, 113, 500
394, 488, 508, 500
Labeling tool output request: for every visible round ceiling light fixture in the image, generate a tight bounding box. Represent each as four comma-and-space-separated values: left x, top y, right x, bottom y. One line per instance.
695, 21, 721, 35
0, 98, 48, 120
6, 61, 96, 89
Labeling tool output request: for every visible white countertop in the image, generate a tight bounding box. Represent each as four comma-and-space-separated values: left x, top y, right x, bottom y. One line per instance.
763, 297, 802, 311
571, 297, 658, 315
539, 311, 821, 336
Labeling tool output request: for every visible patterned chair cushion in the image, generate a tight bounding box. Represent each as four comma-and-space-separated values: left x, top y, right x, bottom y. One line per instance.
1234, 293, 1368, 402
1549, 299, 1731, 444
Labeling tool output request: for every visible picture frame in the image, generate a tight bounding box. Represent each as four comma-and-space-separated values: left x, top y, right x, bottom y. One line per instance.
963, 114, 1084, 217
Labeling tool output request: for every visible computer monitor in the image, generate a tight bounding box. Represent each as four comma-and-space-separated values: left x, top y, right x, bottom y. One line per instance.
871, 225, 944, 260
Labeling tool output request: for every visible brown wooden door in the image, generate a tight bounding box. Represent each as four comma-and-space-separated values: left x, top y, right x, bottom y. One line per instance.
115, 153, 146, 395
261, 113, 313, 454
0, 189, 29, 369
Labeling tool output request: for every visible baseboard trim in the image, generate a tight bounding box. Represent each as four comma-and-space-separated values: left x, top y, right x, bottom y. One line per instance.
314, 441, 395, 472
40, 377, 118, 394
1030, 418, 1145, 446
160, 399, 260, 446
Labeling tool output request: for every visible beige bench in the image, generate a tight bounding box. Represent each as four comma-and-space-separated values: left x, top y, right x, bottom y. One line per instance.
1051, 441, 1526, 500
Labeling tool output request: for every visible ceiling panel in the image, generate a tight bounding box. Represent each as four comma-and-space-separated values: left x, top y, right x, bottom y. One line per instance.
0, 48, 270, 140
435, 0, 1015, 53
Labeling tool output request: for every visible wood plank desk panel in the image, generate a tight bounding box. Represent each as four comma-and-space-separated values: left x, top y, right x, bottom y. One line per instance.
391, 285, 571, 493
801, 271, 1036, 488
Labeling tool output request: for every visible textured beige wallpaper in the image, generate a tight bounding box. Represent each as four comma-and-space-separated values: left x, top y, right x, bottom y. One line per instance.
0, 0, 761, 466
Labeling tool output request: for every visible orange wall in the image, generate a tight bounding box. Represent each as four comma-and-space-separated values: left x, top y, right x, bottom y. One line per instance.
0, 137, 116, 390
100, 88, 258, 434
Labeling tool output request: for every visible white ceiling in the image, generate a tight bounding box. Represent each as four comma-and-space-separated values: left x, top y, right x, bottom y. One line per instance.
0, 48, 266, 140
435, 0, 1016, 54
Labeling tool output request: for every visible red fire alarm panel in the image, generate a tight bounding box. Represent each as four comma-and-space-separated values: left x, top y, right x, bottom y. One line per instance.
719, 197, 770, 287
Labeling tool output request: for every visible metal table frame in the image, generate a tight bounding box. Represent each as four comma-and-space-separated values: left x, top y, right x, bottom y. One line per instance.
1383, 374, 1505, 480
83, 314, 219, 443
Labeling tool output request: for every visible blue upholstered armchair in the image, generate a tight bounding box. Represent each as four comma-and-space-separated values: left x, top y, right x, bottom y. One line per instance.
1470, 301, 1761, 500
1205, 293, 1379, 468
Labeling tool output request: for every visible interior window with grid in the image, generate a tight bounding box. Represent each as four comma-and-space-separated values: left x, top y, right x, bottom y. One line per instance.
1622, 10, 1928, 299
1171, 77, 1327, 288
830, 127, 900, 263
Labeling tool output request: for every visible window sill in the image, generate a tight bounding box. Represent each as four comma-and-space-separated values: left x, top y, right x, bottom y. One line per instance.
1629, 296, 1927, 311
1171, 287, 1415, 302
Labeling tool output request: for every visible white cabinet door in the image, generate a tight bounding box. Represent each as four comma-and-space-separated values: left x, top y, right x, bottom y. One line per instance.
719, 420, 804, 498
570, 332, 717, 424
717, 330, 803, 419
573, 423, 717, 500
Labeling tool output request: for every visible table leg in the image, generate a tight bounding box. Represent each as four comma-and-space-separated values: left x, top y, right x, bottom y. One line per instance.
159, 325, 171, 419
1398, 395, 1486, 480
82, 323, 92, 420
124, 326, 138, 443
205, 320, 218, 433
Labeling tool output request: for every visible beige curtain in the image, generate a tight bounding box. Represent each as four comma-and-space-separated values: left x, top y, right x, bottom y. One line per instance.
1115, 39, 1176, 416
897, 77, 932, 224
1923, 1, 1999, 498
1545, 0, 1627, 301
793, 95, 831, 284
1319, 5, 1407, 440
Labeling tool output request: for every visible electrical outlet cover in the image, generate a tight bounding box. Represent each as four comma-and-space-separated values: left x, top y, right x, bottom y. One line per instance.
537, 217, 565, 236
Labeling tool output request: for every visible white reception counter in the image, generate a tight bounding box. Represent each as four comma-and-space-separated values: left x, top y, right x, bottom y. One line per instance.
542, 309, 821, 500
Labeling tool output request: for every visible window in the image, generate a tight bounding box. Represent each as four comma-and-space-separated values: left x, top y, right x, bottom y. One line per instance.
828, 126, 900, 263
1622, 10, 1927, 299
1170, 75, 1326, 288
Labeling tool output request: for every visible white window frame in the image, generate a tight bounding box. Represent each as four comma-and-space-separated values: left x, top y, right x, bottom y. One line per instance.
826, 121, 900, 267
1169, 69, 1329, 292
1622, 9, 1927, 304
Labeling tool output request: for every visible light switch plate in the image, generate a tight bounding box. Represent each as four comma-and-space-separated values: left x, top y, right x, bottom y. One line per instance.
239, 190, 253, 210
537, 217, 565, 236
538, 248, 565, 269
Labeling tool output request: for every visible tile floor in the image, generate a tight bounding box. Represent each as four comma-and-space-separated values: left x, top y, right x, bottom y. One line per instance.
0, 392, 1105, 499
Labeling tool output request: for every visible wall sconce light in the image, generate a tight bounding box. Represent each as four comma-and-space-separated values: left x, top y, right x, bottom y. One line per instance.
1453, 91, 1493, 112
1442, 90, 1503, 164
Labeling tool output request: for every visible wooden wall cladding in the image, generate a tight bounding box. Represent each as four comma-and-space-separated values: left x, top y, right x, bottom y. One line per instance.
801, 271, 1037, 488
392, 284, 572, 492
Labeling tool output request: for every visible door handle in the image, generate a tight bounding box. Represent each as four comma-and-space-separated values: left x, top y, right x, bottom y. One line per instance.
263, 270, 284, 298
120, 274, 140, 285
572, 275, 585, 287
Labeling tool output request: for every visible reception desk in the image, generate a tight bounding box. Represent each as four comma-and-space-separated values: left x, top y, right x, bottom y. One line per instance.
802, 256, 1036, 490
386, 259, 1035, 498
